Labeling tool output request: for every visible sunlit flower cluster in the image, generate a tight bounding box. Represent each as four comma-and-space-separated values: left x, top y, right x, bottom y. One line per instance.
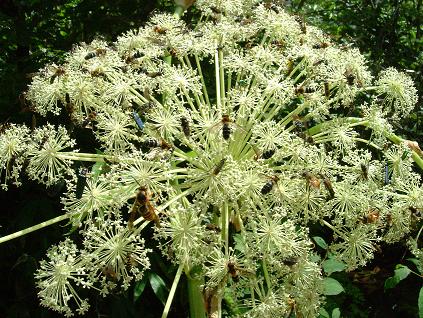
0, 1, 420, 317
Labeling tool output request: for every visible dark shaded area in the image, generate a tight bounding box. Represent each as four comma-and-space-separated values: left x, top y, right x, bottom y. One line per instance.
0, 0, 165, 125
0, 1, 181, 317
325, 243, 421, 318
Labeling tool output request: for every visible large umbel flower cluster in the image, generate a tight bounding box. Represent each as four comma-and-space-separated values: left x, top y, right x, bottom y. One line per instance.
0, 0, 421, 317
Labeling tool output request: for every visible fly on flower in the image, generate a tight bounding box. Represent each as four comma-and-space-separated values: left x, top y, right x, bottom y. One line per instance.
212, 158, 227, 176
302, 171, 321, 190
84, 48, 107, 60
360, 163, 369, 180
49, 65, 66, 84
128, 183, 160, 229
142, 138, 173, 151
125, 51, 143, 64
180, 116, 190, 137
211, 114, 246, 140
252, 144, 276, 160
319, 173, 335, 199
82, 112, 97, 129
261, 175, 280, 195
226, 260, 254, 283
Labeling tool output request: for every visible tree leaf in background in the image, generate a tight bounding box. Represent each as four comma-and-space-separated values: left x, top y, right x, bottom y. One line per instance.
149, 272, 169, 306
332, 307, 341, 318
134, 275, 149, 302
313, 236, 328, 249
323, 277, 344, 296
322, 258, 347, 275
319, 307, 330, 318
384, 265, 411, 290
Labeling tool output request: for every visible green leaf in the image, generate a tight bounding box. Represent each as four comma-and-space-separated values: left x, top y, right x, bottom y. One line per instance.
323, 277, 344, 295
59, 30, 68, 37
384, 265, 411, 290
418, 286, 423, 318
406, 258, 420, 268
319, 307, 330, 318
90, 160, 110, 177
384, 276, 398, 290
332, 308, 341, 318
134, 275, 148, 302
233, 234, 246, 253
149, 273, 168, 305
395, 265, 411, 280
313, 236, 328, 249
322, 259, 346, 275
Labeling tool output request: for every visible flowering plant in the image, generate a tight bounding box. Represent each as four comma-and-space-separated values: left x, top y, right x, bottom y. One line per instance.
0, 0, 422, 317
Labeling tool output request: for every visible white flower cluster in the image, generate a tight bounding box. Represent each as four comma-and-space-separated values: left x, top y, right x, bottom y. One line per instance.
35, 222, 151, 317
0, 1, 420, 317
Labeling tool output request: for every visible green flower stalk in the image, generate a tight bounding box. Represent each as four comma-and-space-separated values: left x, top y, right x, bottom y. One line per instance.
0, 1, 422, 317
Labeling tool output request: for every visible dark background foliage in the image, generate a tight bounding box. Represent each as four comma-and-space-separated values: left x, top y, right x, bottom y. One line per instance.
0, 0, 421, 317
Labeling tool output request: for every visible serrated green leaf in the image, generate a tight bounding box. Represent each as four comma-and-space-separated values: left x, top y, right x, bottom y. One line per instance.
313, 236, 328, 249
149, 273, 168, 305
323, 277, 344, 295
134, 276, 148, 302
319, 307, 330, 318
418, 286, 423, 318
332, 308, 341, 318
322, 259, 346, 275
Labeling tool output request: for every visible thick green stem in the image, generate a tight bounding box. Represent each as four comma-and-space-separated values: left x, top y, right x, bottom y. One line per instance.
262, 258, 271, 291
321, 219, 344, 238
215, 45, 221, 111
0, 213, 69, 244
161, 262, 184, 318
187, 275, 206, 318
173, 5, 185, 18
218, 48, 225, 110
221, 202, 229, 257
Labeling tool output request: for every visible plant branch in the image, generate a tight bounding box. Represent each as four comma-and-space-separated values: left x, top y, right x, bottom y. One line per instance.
0, 213, 70, 244
161, 261, 184, 318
